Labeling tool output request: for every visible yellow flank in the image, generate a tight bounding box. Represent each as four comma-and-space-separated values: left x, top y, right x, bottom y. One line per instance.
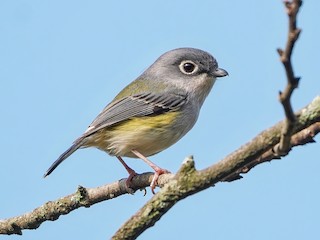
84, 111, 181, 158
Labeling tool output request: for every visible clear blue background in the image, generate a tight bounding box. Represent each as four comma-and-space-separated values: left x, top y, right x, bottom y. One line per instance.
1, 1, 319, 239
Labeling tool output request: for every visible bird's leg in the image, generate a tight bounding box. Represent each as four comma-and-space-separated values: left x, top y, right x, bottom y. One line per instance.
116, 156, 137, 188
131, 149, 170, 194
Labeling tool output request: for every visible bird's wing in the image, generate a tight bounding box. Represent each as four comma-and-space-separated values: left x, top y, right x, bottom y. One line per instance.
82, 92, 188, 137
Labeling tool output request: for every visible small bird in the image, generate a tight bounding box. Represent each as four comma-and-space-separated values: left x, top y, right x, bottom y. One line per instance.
43, 47, 228, 193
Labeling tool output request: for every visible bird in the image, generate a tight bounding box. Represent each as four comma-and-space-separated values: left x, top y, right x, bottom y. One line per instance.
43, 47, 228, 193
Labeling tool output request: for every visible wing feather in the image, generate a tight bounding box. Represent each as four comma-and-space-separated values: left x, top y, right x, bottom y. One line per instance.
82, 92, 187, 137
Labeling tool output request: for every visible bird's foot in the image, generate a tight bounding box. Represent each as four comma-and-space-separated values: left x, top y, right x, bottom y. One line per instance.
150, 168, 170, 194
125, 169, 138, 192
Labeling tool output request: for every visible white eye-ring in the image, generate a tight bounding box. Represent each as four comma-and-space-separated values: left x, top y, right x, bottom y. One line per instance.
179, 60, 199, 75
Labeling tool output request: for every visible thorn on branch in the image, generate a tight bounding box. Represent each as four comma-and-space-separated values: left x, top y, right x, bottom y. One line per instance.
293, 28, 301, 40
294, 76, 300, 86
278, 91, 283, 99
277, 48, 284, 57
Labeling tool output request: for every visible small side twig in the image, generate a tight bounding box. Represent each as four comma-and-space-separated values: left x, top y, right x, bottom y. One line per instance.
274, 0, 303, 156
223, 121, 320, 182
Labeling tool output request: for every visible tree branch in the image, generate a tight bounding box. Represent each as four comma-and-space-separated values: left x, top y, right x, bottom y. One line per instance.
0, 173, 174, 235
275, 0, 303, 155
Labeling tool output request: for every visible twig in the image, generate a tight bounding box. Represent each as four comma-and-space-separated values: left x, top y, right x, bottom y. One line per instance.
275, 0, 303, 156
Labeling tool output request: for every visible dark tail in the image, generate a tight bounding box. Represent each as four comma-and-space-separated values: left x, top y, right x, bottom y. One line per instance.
43, 140, 83, 178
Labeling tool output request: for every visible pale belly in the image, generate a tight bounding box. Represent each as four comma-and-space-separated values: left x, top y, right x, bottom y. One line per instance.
83, 111, 197, 158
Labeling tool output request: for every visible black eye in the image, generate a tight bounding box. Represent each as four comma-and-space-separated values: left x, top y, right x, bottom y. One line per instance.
179, 60, 198, 75
183, 62, 195, 73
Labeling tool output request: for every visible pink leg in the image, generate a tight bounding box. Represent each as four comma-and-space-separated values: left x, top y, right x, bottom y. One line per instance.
131, 149, 170, 194
117, 156, 137, 187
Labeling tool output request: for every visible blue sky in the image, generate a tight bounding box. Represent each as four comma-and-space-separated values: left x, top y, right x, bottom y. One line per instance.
1, 1, 319, 239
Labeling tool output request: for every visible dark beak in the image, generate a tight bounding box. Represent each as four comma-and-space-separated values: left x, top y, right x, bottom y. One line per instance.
213, 67, 228, 78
